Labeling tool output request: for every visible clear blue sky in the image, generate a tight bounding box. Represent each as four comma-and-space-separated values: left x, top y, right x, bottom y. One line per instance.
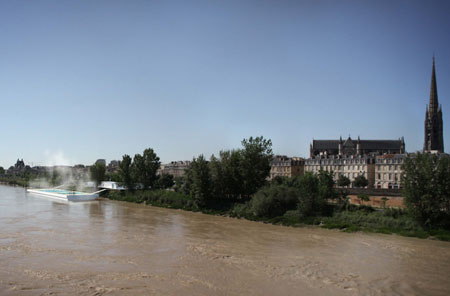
1, 0, 449, 167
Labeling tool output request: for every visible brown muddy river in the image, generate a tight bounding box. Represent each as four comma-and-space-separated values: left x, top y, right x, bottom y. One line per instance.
1, 185, 450, 295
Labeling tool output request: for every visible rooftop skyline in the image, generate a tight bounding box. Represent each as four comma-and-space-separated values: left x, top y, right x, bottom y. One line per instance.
1, 0, 449, 167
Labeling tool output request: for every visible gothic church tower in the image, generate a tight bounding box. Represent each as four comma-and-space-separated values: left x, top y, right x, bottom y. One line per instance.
424, 57, 444, 152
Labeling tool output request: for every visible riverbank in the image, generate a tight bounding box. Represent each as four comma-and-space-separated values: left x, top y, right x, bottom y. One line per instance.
0, 177, 28, 187
4, 184, 450, 296
105, 190, 450, 242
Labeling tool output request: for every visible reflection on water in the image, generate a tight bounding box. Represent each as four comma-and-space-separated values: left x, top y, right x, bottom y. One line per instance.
1, 185, 450, 295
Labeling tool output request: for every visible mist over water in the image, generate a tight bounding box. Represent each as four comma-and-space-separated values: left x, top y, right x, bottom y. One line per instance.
1, 185, 450, 295
28, 151, 93, 190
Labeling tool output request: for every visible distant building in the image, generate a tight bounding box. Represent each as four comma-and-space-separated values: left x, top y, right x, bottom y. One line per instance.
107, 160, 119, 173
305, 155, 376, 188
424, 57, 444, 153
6, 159, 32, 176
375, 154, 406, 189
305, 153, 406, 189
158, 161, 191, 178
310, 136, 405, 157
269, 155, 305, 180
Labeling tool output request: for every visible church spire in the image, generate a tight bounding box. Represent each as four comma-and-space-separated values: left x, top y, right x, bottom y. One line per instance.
424, 56, 444, 153
429, 55, 439, 115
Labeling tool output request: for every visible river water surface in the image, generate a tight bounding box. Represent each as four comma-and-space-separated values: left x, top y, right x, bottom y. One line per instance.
1, 185, 450, 295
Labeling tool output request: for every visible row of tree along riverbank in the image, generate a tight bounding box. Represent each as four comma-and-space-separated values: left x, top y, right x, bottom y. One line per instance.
104, 137, 450, 242
105, 188, 450, 241
0, 176, 29, 187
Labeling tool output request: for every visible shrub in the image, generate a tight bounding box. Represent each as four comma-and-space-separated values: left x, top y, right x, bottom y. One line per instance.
296, 173, 323, 217
107, 190, 195, 210
251, 185, 299, 218
353, 175, 368, 188
230, 202, 252, 218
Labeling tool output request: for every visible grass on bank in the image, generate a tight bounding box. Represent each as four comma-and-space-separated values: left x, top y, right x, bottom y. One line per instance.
0, 177, 29, 187
104, 190, 450, 242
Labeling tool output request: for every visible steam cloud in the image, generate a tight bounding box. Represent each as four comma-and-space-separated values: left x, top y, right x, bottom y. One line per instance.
29, 150, 93, 190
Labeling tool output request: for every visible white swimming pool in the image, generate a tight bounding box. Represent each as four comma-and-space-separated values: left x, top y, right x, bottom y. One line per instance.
27, 188, 99, 202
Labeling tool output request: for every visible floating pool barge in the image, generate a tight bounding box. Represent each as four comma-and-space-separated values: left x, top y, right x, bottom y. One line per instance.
27, 188, 100, 202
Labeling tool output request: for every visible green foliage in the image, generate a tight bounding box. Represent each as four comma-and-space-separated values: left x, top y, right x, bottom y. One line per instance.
90, 162, 106, 187
132, 148, 160, 189
215, 150, 244, 200
190, 155, 212, 207
318, 170, 337, 200
186, 136, 272, 202
0, 167, 4, 176
107, 171, 121, 182
154, 174, 175, 189
337, 189, 350, 211
174, 175, 192, 195
0, 176, 29, 187
271, 176, 286, 185
251, 185, 299, 218
381, 197, 389, 208
295, 172, 321, 217
321, 209, 423, 235
208, 154, 225, 199
50, 169, 61, 186
107, 190, 195, 210
402, 153, 450, 229
353, 175, 368, 188
118, 154, 134, 190
230, 202, 252, 218
251, 172, 337, 218
357, 193, 370, 204
337, 175, 351, 187
240, 136, 273, 196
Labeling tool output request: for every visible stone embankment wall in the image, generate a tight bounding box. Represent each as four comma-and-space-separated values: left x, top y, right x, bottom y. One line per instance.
342, 188, 405, 208
346, 188, 403, 197
348, 195, 405, 208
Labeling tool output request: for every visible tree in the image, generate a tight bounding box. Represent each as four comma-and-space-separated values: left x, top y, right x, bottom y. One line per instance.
118, 154, 133, 190
50, 169, 61, 186
132, 148, 160, 189
190, 155, 212, 207
271, 176, 285, 185
208, 154, 225, 199
296, 172, 322, 217
402, 153, 450, 228
318, 170, 337, 200
106, 171, 121, 182
154, 174, 175, 189
178, 174, 193, 195
381, 197, 389, 208
353, 175, 368, 188
240, 136, 273, 197
337, 175, 351, 187
210, 150, 244, 200
357, 193, 370, 205
0, 166, 4, 176
251, 185, 299, 218
90, 162, 106, 187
